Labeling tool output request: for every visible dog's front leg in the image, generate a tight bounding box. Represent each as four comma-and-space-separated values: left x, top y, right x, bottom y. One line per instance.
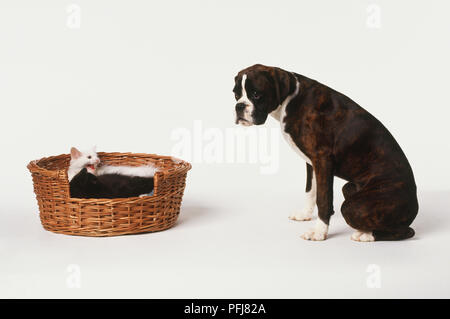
301, 157, 334, 241
289, 163, 316, 221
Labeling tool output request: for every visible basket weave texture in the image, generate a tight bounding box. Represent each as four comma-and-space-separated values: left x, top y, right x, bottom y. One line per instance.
27, 152, 191, 237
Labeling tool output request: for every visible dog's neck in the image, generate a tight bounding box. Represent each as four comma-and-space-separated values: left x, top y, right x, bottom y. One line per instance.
270, 78, 300, 122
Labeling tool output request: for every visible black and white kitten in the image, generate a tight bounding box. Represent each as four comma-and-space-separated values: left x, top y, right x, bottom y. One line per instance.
70, 168, 154, 199
67, 146, 157, 198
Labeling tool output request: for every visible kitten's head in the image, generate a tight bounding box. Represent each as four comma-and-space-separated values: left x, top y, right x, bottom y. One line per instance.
69, 146, 101, 175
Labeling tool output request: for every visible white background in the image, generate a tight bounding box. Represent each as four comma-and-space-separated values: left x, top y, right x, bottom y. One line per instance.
1, 0, 449, 298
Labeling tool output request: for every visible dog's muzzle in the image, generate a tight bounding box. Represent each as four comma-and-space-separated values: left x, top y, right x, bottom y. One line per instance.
235, 103, 253, 126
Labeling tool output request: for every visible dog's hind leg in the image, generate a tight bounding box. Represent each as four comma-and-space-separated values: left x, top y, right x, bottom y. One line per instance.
342, 182, 371, 241
342, 196, 376, 242
289, 163, 316, 221
342, 185, 416, 242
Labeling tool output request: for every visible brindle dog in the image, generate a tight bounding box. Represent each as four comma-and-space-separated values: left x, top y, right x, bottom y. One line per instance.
233, 64, 418, 241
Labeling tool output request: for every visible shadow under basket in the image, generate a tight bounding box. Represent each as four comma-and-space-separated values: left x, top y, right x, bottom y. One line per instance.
27, 152, 192, 237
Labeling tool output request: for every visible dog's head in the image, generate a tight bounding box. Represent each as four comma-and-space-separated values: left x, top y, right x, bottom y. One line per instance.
233, 64, 297, 126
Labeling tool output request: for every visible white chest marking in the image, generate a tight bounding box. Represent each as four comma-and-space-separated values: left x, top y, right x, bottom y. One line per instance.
270, 79, 312, 165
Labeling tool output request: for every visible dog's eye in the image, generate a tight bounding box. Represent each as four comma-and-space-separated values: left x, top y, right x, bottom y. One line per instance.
252, 91, 261, 100
87, 156, 91, 159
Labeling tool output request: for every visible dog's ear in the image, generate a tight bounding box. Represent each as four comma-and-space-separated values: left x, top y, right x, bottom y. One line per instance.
271, 68, 295, 105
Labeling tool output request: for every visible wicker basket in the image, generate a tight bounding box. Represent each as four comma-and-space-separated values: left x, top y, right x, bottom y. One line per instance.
27, 152, 191, 237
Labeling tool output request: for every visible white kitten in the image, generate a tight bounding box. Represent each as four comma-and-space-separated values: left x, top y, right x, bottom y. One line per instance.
68, 146, 100, 181
67, 146, 158, 181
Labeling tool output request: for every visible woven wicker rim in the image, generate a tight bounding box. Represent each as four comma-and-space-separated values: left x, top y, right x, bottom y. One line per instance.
27, 152, 192, 200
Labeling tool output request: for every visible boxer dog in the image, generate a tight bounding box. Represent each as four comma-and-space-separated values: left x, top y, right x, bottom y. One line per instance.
233, 64, 418, 241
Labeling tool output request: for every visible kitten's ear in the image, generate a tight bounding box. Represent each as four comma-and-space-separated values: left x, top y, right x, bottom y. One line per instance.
92, 145, 97, 153
70, 147, 82, 159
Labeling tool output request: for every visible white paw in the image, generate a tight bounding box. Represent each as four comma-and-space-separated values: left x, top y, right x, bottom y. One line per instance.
301, 229, 327, 241
289, 209, 314, 221
351, 231, 364, 241
301, 219, 329, 241
351, 231, 375, 242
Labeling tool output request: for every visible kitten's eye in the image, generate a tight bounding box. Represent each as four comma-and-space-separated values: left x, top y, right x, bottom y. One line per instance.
252, 91, 261, 100
87, 156, 91, 159
234, 93, 239, 100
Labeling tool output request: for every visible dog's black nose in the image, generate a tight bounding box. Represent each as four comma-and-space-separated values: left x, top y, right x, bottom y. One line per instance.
235, 103, 246, 112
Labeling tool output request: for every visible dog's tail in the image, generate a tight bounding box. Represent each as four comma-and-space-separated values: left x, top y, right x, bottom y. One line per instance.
373, 227, 415, 241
